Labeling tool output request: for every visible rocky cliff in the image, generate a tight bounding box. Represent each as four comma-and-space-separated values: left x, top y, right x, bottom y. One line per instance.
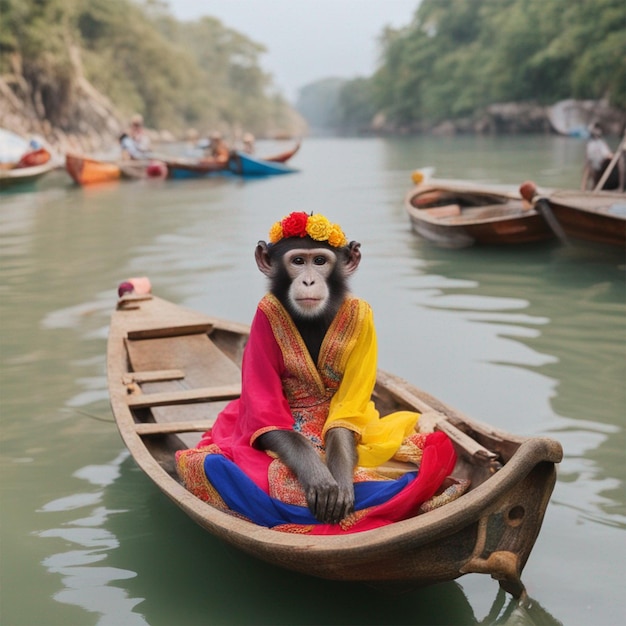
0, 46, 125, 154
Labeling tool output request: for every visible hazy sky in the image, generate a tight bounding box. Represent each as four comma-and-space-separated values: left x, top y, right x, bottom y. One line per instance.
166, 0, 419, 102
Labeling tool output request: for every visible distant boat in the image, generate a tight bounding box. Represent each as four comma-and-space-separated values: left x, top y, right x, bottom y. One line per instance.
166, 150, 298, 179
65, 153, 164, 185
0, 130, 58, 190
0, 159, 58, 190
66, 141, 300, 185
404, 176, 554, 247
546, 99, 622, 138
520, 182, 626, 247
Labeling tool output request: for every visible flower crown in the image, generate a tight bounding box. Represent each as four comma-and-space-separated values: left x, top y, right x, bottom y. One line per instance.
268, 212, 348, 248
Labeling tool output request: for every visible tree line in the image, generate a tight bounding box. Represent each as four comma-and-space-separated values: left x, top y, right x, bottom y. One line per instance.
1, 0, 623, 138
0, 0, 300, 137
298, 0, 626, 133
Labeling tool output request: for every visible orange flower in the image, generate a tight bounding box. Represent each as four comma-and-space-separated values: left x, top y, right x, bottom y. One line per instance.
268, 221, 284, 243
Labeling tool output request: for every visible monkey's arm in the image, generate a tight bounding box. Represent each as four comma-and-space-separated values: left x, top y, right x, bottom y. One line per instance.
325, 426, 357, 515
256, 429, 353, 524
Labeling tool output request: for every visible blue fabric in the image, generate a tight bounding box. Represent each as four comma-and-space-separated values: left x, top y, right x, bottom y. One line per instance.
204, 454, 417, 527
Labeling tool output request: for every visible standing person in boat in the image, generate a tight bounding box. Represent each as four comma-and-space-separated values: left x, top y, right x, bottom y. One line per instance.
176, 212, 465, 534
581, 123, 621, 190
119, 114, 151, 160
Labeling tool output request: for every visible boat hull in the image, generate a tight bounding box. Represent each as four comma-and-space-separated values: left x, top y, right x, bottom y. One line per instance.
107, 291, 562, 597
66, 153, 121, 185
227, 152, 296, 176
544, 190, 626, 247
405, 179, 554, 248
167, 152, 297, 179
0, 161, 57, 190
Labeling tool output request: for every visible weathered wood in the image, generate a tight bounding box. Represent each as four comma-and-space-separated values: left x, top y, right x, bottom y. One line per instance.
134, 420, 216, 435
122, 369, 184, 384
376, 371, 499, 464
127, 384, 241, 408
543, 188, 626, 247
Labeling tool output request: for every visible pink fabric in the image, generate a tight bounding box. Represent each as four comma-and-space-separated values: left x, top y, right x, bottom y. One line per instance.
307, 431, 456, 534
198, 308, 293, 491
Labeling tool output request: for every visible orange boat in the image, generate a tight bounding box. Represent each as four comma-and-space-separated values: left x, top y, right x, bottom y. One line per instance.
65, 153, 164, 185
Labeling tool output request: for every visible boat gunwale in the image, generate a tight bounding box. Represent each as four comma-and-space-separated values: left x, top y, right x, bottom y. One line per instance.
0, 159, 58, 184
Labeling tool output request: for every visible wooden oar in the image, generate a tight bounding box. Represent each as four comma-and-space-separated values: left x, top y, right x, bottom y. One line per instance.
519, 181, 569, 244
376, 371, 500, 467
594, 133, 626, 192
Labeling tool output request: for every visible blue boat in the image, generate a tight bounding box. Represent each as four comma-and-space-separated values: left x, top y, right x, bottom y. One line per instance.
166, 145, 299, 180
227, 152, 297, 177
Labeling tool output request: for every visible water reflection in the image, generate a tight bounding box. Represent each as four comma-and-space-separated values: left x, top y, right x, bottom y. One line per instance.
38, 451, 564, 626
411, 237, 625, 504
37, 451, 149, 626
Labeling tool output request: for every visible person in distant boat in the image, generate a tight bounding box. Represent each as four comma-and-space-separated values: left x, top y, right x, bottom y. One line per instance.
242, 132, 255, 154
120, 114, 151, 160
204, 131, 230, 163
581, 123, 620, 190
175, 212, 466, 534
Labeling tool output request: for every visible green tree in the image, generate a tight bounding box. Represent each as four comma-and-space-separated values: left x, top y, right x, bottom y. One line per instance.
372, 0, 625, 130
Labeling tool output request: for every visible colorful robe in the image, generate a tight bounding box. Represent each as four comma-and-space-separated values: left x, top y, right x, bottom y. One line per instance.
176, 294, 459, 534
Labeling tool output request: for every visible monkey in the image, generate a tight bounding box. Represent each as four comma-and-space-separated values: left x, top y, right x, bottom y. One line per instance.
253, 235, 362, 523
175, 212, 458, 531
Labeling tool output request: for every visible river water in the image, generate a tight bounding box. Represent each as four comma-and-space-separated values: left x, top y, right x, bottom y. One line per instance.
1, 135, 624, 626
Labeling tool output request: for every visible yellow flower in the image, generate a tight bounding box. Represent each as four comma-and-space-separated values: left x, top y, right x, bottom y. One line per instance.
306, 214, 331, 241
268, 221, 283, 243
327, 223, 347, 247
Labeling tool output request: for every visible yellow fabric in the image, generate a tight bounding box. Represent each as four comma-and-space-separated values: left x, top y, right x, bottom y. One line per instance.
259, 294, 420, 468
323, 305, 419, 467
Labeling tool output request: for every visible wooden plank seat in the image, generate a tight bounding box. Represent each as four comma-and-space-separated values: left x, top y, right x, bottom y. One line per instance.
134, 419, 216, 435
127, 384, 241, 408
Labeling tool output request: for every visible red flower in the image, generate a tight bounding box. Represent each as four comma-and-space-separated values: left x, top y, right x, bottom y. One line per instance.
281, 212, 309, 238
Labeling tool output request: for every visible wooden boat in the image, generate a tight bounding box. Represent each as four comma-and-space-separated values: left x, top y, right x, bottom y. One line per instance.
165, 147, 299, 179
107, 286, 563, 598
547, 99, 593, 138
67, 141, 299, 185
65, 153, 167, 186
226, 151, 297, 176
521, 182, 626, 247
0, 159, 57, 190
405, 177, 555, 247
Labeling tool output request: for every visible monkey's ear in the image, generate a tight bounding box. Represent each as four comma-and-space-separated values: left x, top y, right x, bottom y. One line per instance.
255, 241, 273, 276
344, 241, 361, 275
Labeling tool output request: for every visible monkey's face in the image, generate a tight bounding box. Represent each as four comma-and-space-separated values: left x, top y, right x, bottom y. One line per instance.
283, 247, 337, 318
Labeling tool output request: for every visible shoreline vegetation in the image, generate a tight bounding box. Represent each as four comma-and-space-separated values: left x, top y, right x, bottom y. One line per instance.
0, 0, 624, 154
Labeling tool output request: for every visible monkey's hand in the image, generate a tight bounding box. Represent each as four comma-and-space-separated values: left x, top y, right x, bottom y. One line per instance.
325, 427, 358, 522
256, 429, 354, 524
